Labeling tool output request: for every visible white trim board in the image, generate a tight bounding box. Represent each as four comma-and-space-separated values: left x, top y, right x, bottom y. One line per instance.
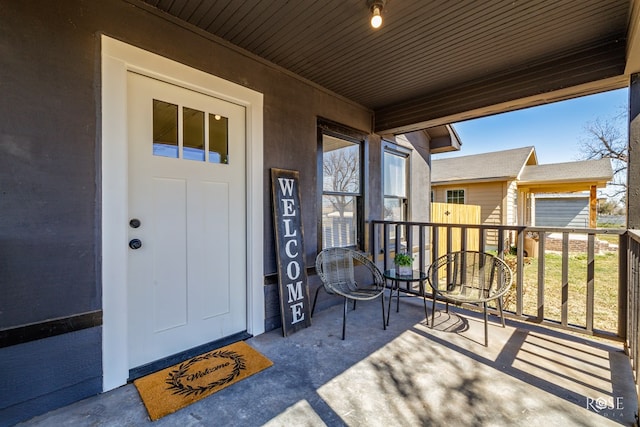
100, 35, 264, 391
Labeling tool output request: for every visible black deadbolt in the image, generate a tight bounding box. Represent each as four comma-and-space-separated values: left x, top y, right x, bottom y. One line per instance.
129, 218, 141, 228
129, 239, 142, 250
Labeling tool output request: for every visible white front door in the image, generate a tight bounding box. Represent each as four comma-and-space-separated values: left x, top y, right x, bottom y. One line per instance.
126, 71, 247, 369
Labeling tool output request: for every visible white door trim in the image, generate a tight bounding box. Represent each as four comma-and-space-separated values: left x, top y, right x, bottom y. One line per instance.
101, 35, 264, 391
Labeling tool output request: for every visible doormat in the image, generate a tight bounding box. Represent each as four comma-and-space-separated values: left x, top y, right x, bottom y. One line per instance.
134, 341, 273, 421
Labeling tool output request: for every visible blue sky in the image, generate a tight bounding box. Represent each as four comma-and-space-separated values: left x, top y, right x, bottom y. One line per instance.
440, 88, 629, 165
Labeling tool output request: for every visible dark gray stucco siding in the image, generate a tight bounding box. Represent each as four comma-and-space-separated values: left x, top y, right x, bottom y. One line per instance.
0, 1, 100, 329
0, 327, 102, 426
0, 0, 372, 422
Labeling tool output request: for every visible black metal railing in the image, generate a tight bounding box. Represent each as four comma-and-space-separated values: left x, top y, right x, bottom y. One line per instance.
370, 220, 626, 340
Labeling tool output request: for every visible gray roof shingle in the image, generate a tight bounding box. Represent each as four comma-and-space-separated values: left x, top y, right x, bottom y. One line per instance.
431, 146, 535, 184
519, 158, 613, 183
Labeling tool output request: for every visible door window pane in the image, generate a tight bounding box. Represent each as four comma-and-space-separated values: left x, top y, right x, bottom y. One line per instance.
183, 107, 205, 161
322, 195, 357, 248
153, 99, 178, 158
209, 113, 229, 164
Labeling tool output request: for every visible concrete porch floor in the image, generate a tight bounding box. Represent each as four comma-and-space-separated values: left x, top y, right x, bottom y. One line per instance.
18, 294, 638, 426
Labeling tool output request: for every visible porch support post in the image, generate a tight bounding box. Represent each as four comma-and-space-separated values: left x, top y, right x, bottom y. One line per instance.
589, 185, 597, 228
628, 73, 640, 229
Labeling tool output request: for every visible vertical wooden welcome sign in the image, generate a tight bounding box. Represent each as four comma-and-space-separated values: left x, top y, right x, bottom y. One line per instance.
271, 168, 312, 336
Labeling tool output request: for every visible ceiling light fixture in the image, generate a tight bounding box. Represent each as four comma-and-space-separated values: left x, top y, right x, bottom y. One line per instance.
367, 0, 386, 29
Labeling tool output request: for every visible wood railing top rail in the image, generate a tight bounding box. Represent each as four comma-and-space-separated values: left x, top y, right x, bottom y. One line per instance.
370, 219, 626, 235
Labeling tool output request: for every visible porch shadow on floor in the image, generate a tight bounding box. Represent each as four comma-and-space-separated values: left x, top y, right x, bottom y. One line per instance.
18, 293, 638, 426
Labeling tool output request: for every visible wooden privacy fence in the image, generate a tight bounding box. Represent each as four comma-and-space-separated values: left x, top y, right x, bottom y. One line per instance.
431, 202, 481, 258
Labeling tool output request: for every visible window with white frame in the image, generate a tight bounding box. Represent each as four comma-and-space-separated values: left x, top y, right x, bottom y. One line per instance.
446, 189, 465, 204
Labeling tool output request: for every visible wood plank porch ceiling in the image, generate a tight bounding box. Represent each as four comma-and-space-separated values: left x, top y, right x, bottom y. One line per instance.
141, 0, 631, 133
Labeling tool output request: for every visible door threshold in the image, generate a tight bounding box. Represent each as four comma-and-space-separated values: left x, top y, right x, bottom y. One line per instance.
127, 331, 252, 381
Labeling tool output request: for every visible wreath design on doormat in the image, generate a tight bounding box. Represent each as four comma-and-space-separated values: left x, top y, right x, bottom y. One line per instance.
165, 350, 246, 397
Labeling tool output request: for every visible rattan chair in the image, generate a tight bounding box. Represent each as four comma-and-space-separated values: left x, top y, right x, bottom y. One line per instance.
312, 247, 386, 340
427, 251, 513, 346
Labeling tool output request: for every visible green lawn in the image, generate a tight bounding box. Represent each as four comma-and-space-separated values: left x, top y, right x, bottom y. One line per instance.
502, 250, 619, 334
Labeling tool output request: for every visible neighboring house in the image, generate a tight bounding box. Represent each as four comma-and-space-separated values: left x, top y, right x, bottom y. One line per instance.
432, 146, 536, 229
431, 147, 613, 243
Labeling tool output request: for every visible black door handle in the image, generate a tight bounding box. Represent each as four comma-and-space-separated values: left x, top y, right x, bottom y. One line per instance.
129, 239, 142, 250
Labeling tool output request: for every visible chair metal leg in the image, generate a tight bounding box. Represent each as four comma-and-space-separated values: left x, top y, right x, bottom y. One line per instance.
421, 283, 429, 325
422, 296, 429, 325
342, 297, 348, 340
483, 302, 488, 346
381, 293, 387, 331
386, 282, 395, 326
311, 285, 323, 318
431, 293, 437, 328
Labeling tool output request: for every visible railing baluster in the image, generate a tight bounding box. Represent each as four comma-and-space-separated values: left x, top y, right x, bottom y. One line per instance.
537, 232, 546, 322
432, 226, 439, 265
516, 229, 524, 317
406, 222, 413, 260
586, 233, 595, 333
620, 232, 629, 340
630, 235, 640, 384
371, 221, 379, 262
635, 240, 639, 376
460, 226, 467, 253
632, 237, 637, 358
629, 234, 638, 372
631, 248, 635, 370
631, 239, 636, 366
383, 223, 390, 272
561, 232, 569, 327
418, 225, 425, 273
